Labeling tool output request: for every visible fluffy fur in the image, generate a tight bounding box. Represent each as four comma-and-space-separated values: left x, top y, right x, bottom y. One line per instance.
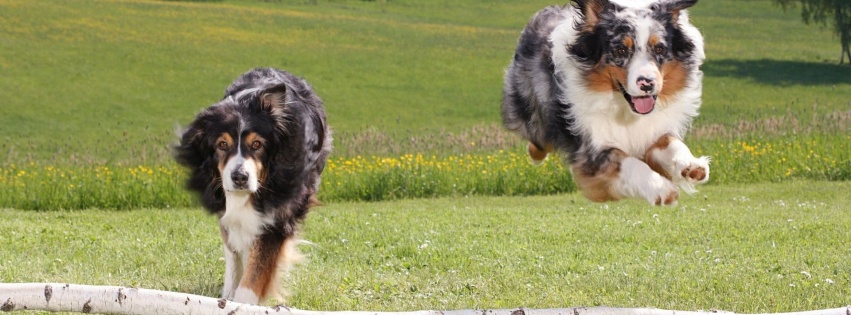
502, 0, 710, 205
174, 68, 331, 304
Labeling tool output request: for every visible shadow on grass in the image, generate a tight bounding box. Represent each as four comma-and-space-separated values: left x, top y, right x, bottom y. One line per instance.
702, 59, 851, 86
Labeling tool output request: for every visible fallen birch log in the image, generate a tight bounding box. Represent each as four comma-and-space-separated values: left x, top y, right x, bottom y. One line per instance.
0, 283, 848, 315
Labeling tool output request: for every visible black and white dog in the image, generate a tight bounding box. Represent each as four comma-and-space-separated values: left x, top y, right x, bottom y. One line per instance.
175, 68, 331, 304
502, 0, 710, 205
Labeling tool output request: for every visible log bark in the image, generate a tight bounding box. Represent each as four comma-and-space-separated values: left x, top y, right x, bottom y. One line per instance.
1, 283, 849, 315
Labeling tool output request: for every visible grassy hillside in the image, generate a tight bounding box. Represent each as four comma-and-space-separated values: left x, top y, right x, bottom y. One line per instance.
0, 0, 848, 163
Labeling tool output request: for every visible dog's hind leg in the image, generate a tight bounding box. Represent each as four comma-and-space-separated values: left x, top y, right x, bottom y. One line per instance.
527, 142, 552, 165
644, 134, 710, 194
572, 147, 679, 205
233, 231, 299, 305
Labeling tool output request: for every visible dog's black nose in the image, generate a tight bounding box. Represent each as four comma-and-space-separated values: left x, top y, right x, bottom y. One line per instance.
231, 170, 249, 187
637, 76, 655, 93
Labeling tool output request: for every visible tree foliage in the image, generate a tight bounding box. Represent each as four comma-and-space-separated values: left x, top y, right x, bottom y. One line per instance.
774, 0, 851, 64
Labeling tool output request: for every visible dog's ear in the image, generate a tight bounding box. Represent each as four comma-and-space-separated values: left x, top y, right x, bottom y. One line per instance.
652, 0, 697, 21
573, 0, 614, 30
654, 0, 698, 12
173, 108, 227, 212
307, 106, 327, 152
174, 109, 214, 168
259, 83, 288, 111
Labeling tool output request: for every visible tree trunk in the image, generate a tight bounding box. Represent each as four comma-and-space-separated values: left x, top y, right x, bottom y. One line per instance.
2, 283, 851, 315
835, 2, 849, 64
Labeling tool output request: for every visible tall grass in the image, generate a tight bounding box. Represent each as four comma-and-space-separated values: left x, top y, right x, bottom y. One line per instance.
322, 151, 574, 201
693, 135, 851, 184
0, 164, 191, 210
1, 109, 849, 209
1, 126, 848, 210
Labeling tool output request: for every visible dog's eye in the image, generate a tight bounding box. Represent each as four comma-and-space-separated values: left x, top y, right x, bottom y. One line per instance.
216, 141, 229, 151
615, 47, 628, 57
250, 140, 263, 150
655, 45, 667, 55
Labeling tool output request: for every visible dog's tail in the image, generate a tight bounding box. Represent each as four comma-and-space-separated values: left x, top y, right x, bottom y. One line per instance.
527, 142, 552, 165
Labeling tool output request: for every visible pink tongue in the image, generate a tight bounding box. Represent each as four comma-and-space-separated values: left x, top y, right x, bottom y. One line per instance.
632, 96, 655, 114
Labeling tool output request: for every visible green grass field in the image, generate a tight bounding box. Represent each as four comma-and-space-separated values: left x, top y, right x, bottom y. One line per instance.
2, 181, 850, 312
1, 0, 850, 313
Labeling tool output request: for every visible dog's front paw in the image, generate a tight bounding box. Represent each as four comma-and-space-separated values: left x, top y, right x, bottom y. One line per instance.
619, 157, 679, 206
628, 172, 680, 206
638, 172, 679, 206
673, 156, 710, 193
222, 287, 235, 301
233, 287, 260, 305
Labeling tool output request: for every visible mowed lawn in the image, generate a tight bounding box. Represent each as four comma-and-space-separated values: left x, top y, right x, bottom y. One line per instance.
2, 181, 850, 312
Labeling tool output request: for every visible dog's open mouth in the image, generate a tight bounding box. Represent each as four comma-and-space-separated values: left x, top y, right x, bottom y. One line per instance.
619, 84, 657, 115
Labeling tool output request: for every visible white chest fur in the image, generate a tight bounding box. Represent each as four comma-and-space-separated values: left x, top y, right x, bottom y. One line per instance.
220, 192, 274, 253
569, 94, 696, 157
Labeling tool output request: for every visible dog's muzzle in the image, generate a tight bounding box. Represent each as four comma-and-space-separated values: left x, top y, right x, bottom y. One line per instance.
619, 83, 658, 115
230, 169, 250, 190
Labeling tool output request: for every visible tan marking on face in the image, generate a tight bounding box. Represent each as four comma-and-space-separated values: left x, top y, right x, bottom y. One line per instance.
658, 61, 689, 103
570, 149, 629, 202
587, 65, 627, 92
644, 134, 677, 180
244, 133, 264, 151
251, 159, 265, 186
648, 35, 661, 48
243, 132, 267, 184
623, 37, 634, 50
216, 133, 235, 174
